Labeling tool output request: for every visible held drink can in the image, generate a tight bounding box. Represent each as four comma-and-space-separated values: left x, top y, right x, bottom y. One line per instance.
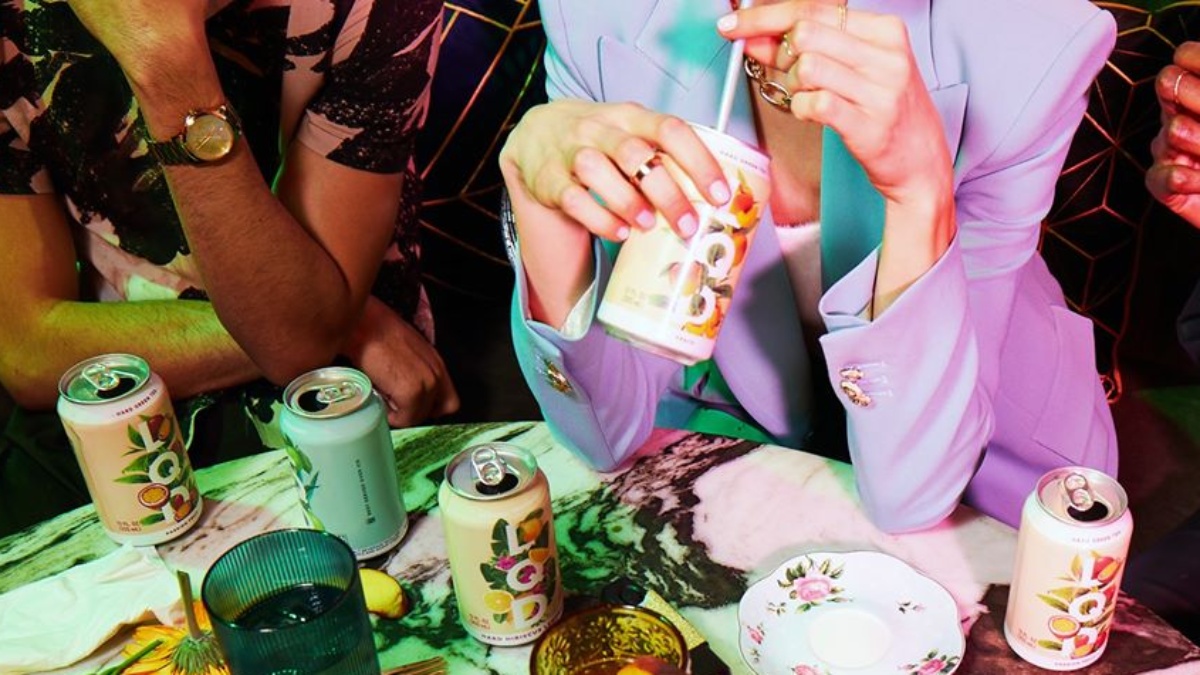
597, 123, 770, 365
1004, 467, 1133, 670
280, 367, 408, 560
56, 354, 202, 545
438, 443, 563, 645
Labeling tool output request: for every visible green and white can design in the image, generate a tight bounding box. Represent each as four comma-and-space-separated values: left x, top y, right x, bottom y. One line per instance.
280, 367, 408, 560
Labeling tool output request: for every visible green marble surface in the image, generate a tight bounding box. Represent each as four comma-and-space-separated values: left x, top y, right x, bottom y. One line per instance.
3, 422, 1193, 674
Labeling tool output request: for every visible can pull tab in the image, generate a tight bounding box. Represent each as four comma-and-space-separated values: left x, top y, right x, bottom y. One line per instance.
316, 381, 358, 406
471, 446, 508, 487
1063, 471, 1109, 522
82, 363, 121, 392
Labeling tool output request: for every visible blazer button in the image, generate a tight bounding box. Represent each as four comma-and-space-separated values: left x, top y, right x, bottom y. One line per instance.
839, 379, 871, 407
543, 360, 573, 394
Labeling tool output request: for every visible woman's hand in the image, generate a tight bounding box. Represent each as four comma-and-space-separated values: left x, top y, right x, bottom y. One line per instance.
718, 0, 952, 208
500, 100, 730, 241
499, 99, 731, 326
1148, 41, 1200, 229
719, 0, 955, 318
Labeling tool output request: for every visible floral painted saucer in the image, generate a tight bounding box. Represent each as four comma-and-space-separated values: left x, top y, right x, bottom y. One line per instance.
738, 551, 964, 675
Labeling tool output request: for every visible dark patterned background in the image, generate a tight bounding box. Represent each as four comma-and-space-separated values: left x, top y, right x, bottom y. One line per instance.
415, 0, 546, 422
415, 0, 1200, 417
1045, 1, 1200, 401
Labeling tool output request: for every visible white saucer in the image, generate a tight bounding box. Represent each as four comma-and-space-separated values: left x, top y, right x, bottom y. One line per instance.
738, 551, 965, 675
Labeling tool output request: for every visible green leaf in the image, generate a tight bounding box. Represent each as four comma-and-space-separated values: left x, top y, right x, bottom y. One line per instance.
1046, 586, 1079, 602
121, 453, 153, 475
1070, 555, 1083, 580
1038, 593, 1071, 613
139, 513, 165, 526
115, 474, 152, 484
1037, 639, 1063, 650
127, 424, 144, 449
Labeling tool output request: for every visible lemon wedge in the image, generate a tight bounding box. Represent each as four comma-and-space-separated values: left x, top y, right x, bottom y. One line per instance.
359, 568, 408, 619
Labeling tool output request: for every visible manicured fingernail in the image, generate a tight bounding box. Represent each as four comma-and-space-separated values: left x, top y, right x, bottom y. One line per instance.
710, 180, 731, 204
717, 13, 737, 32
616, 226, 631, 240
678, 213, 698, 237
636, 210, 656, 229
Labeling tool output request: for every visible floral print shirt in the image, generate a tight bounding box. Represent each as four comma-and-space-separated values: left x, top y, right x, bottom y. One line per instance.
0, 0, 441, 437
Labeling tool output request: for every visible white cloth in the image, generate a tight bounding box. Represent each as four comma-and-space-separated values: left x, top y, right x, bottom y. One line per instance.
0, 545, 182, 674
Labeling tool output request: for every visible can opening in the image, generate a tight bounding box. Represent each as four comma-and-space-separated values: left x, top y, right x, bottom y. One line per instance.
95, 376, 137, 400
1068, 502, 1110, 522
476, 472, 519, 496
296, 390, 329, 414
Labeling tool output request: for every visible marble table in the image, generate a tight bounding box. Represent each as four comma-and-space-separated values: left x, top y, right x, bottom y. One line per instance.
1, 422, 1197, 674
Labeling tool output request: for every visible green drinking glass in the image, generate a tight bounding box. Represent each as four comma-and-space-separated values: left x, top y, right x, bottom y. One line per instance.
201, 528, 380, 675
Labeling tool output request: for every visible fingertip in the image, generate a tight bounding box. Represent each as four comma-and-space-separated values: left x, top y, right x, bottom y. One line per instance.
678, 213, 698, 238
636, 210, 657, 229
717, 13, 737, 33
709, 180, 731, 205
616, 225, 631, 241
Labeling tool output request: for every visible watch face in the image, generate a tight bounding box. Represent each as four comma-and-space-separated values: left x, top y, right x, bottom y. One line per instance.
184, 113, 237, 162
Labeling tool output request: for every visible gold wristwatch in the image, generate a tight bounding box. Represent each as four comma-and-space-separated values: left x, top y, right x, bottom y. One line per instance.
145, 104, 242, 165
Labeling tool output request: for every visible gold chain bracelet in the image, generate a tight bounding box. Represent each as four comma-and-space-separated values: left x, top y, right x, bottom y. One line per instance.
743, 57, 793, 112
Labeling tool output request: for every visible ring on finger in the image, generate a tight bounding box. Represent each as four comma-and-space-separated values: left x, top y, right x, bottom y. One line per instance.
1173, 70, 1187, 106
630, 151, 663, 186
837, 3, 847, 32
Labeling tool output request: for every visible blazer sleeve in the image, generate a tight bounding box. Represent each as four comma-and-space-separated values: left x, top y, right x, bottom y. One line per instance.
507, 17, 682, 471
817, 7, 1117, 532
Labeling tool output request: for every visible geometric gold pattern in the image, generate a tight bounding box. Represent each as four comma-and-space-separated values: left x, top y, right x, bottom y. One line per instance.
416, 0, 547, 303
1044, 1, 1200, 401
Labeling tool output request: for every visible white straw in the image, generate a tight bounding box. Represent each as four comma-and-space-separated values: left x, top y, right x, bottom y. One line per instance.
715, 0, 752, 133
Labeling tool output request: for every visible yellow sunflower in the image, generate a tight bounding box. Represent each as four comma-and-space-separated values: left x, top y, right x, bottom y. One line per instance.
119, 574, 228, 675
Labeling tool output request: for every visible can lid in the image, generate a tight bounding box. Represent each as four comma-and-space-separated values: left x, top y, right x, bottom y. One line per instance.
58, 353, 151, 404
445, 443, 538, 501
282, 367, 373, 419
1036, 467, 1128, 527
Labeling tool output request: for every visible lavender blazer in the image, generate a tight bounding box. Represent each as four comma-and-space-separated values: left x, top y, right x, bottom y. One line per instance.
508, 0, 1119, 531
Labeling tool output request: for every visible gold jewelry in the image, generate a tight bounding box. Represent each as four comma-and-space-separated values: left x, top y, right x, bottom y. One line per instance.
744, 57, 792, 112
837, 3, 848, 32
630, 151, 663, 185
1173, 70, 1186, 106
780, 32, 795, 59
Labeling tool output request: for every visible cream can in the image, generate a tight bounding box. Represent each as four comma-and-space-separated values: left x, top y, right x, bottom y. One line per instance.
56, 353, 202, 545
438, 443, 563, 645
597, 123, 771, 365
1004, 467, 1133, 670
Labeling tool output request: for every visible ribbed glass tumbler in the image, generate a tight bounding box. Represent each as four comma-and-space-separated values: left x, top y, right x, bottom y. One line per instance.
201, 528, 380, 675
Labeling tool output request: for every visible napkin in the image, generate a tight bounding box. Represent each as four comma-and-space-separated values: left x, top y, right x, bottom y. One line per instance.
0, 545, 183, 674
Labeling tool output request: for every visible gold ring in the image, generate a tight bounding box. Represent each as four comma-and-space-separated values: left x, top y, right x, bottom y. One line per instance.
1173, 70, 1186, 106
837, 3, 847, 32
781, 32, 795, 59
630, 151, 662, 185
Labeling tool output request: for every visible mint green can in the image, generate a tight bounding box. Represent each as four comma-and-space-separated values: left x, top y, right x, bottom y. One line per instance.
281, 367, 408, 560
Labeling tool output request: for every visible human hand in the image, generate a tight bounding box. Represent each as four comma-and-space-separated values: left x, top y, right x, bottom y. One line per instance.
718, 0, 953, 207
499, 99, 731, 242
1147, 41, 1200, 228
65, 0, 210, 87
343, 300, 460, 428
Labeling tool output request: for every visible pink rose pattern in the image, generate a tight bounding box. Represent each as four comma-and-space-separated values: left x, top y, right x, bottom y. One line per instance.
777, 556, 848, 612
900, 650, 960, 675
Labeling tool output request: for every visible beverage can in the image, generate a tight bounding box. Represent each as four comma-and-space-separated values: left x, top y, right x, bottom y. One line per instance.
56, 353, 202, 545
438, 443, 563, 645
1004, 467, 1133, 670
280, 366, 408, 560
597, 123, 771, 365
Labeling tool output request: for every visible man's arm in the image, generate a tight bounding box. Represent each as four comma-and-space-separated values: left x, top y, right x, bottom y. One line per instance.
63, 0, 426, 385
0, 194, 259, 409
